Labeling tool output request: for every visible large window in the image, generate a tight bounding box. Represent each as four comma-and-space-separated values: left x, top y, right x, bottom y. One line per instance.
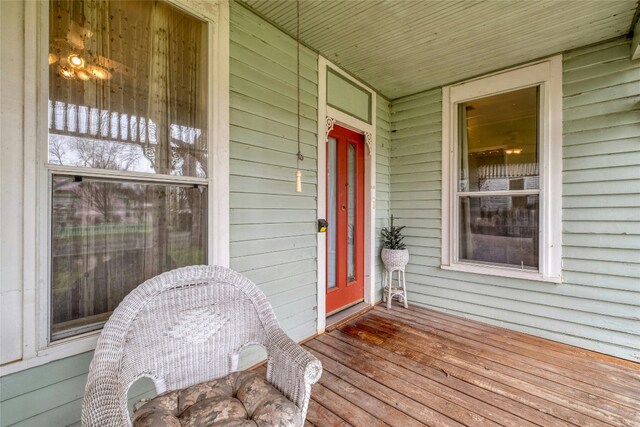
48, 0, 208, 340
442, 58, 562, 282
458, 87, 540, 269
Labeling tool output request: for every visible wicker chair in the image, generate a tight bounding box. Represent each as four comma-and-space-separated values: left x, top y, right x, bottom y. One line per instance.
82, 265, 322, 427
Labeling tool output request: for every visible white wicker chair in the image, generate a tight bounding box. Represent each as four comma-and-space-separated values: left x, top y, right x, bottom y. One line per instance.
82, 265, 322, 427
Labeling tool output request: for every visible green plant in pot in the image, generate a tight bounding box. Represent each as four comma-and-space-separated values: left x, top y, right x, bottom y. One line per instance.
381, 215, 409, 270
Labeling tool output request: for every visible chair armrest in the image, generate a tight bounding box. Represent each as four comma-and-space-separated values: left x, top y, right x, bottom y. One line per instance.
265, 328, 322, 419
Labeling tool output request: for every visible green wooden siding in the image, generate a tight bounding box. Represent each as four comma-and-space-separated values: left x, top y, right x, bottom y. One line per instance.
1, 353, 90, 427
229, 1, 319, 348
375, 95, 392, 297
388, 38, 640, 362
0, 352, 154, 427
561, 38, 640, 352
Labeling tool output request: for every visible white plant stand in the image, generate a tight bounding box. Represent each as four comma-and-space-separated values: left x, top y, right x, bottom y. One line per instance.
383, 267, 408, 309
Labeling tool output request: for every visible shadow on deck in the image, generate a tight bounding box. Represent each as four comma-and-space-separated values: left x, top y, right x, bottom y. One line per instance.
301, 304, 640, 427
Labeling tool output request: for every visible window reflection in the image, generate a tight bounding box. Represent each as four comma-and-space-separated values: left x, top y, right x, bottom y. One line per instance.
51, 175, 206, 340
459, 195, 539, 269
347, 144, 356, 282
327, 137, 337, 289
48, 0, 208, 177
457, 86, 540, 270
458, 87, 539, 192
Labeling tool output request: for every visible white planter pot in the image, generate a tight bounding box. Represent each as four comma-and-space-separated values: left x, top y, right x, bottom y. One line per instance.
381, 248, 409, 271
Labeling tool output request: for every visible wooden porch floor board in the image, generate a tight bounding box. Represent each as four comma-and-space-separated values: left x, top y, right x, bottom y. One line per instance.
301, 304, 640, 427
306, 397, 352, 427
325, 329, 563, 427
384, 305, 640, 386
364, 312, 638, 422
331, 322, 593, 427
379, 307, 640, 404
313, 368, 423, 427
308, 339, 468, 427
309, 380, 387, 426
308, 345, 456, 426
356, 316, 623, 426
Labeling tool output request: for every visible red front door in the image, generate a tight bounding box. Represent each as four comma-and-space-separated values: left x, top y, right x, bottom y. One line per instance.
326, 125, 365, 315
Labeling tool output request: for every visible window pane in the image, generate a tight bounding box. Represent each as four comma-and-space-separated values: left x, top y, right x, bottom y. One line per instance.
459, 195, 539, 269
347, 144, 356, 282
48, 1, 207, 177
51, 175, 206, 340
458, 87, 539, 192
327, 137, 337, 289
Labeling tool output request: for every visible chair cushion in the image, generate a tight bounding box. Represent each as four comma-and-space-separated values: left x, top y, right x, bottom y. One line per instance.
132, 371, 302, 427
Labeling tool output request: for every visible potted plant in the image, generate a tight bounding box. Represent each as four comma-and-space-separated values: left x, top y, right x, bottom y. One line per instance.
381, 215, 409, 271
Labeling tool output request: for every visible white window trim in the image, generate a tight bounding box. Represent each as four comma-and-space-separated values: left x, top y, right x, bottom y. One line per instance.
1, 0, 230, 376
441, 56, 562, 283
317, 56, 377, 334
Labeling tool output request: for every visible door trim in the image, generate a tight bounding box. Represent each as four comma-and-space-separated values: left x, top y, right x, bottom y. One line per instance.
317, 56, 377, 334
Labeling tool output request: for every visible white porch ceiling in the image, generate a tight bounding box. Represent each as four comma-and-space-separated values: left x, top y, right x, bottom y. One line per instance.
239, 0, 639, 99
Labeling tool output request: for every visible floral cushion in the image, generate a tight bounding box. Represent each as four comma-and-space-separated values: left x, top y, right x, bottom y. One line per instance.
132, 371, 302, 427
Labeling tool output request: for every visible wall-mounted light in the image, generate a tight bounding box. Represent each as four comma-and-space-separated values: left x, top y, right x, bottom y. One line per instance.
295, 170, 302, 193
505, 148, 523, 155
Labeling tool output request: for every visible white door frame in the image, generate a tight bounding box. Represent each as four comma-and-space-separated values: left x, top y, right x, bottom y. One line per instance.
317, 56, 376, 334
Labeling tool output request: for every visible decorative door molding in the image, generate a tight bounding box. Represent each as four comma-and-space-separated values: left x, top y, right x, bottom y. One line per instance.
317, 56, 377, 335
325, 116, 336, 141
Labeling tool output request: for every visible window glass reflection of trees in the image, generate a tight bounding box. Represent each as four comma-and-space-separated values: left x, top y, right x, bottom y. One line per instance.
51, 176, 206, 340
48, 0, 208, 340
48, 0, 207, 177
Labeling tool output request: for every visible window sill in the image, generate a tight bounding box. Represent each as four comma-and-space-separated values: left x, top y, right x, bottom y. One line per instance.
440, 263, 561, 284
0, 331, 99, 376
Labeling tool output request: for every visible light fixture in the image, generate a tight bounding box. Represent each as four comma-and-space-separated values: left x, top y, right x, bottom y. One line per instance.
505, 131, 522, 155
76, 69, 90, 81
68, 53, 85, 68
49, 38, 112, 81
58, 66, 76, 79
86, 65, 112, 80
294, 0, 303, 193
295, 170, 302, 193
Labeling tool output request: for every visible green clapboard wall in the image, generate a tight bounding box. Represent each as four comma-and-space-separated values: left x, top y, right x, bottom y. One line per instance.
388, 38, 640, 362
376, 95, 393, 296
228, 1, 319, 346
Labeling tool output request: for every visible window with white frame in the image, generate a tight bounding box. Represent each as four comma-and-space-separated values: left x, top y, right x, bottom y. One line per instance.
441, 57, 562, 282
48, 0, 209, 340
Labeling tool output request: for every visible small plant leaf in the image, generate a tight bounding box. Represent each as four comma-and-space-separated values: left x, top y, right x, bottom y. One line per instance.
381, 214, 406, 250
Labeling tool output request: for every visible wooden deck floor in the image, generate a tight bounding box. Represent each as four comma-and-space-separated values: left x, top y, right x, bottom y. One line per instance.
301, 304, 640, 427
